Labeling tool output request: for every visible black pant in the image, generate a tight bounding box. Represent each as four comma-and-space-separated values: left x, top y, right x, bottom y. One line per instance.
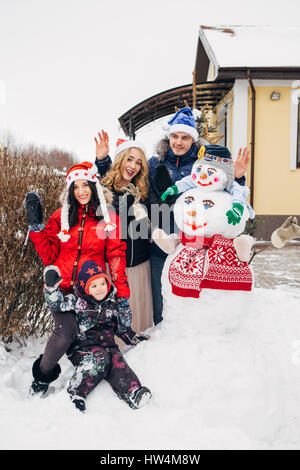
149, 251, 167, 325
40, 310, 78, 374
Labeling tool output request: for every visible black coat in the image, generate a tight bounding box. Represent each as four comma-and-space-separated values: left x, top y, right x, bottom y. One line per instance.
95, 158, 150, 267
111, 189, 150, 268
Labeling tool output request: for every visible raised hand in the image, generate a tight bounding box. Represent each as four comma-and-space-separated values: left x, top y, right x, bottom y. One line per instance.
25, 192, 43, 225
43, 266, 62, 291
234, 147, 250, 179
94, 129, 109, 160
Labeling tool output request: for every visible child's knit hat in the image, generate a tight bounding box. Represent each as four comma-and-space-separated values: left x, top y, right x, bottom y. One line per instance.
76, 260, 111, 296
164, 107, 199, 142
58, 161, 116, 242
197, 144, 234, 190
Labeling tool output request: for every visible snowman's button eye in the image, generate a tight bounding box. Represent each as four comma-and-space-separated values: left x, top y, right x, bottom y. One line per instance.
207, 167, 217, 176
184, 196, 195, 204
203, 199, 214, 209
195, 165, 202, 172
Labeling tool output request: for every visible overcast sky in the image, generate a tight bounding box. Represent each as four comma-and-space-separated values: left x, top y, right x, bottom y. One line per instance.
0, 0, 299, 161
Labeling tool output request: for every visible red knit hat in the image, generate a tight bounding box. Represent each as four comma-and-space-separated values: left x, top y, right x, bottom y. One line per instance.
65, 161, 98, 189
58, 161, 116, 242
114, 138, 146, 158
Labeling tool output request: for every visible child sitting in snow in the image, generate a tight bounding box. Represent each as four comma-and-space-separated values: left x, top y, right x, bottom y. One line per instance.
161, 145, 255, 226
41, 260, 151, 412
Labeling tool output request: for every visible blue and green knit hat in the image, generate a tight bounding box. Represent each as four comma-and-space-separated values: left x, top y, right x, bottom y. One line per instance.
197, 144, 234, 190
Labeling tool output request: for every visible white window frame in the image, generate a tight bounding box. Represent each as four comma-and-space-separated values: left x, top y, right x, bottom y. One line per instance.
290, 81, 300, 170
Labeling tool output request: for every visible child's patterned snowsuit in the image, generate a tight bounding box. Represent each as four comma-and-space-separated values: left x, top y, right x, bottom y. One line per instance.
44, 284, 141, 401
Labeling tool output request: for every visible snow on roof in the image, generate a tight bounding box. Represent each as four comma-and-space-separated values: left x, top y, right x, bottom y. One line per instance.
199, 25, 300, 69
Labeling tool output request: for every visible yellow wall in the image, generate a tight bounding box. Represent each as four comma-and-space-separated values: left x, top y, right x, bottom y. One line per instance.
246, 86, 300, 215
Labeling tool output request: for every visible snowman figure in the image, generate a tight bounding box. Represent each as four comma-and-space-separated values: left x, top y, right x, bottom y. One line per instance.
165, 188, 253, 299
150, 151, 281, 442
154, 145, 255, 262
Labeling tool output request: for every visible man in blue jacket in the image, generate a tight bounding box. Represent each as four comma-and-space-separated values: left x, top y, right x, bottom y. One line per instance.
94, 108, 250, 326
146, 107, 249, 325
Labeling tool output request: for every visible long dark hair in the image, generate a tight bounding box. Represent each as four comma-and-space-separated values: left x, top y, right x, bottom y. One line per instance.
68, 181, 103, 228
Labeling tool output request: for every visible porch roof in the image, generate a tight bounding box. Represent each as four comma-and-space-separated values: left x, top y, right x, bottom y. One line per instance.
118, 81, 233, 137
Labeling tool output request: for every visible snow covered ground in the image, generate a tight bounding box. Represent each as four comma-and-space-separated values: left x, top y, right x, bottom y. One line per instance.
1, 246, 300, 450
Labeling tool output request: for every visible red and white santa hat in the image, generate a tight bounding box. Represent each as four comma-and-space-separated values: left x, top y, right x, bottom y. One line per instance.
58, 161, 116, 242
114, 138, 146, 158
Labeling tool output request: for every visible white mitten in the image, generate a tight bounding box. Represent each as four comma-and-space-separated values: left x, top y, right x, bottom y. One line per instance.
271, 216, 300, 248
233, 235, 255, 262
152, 228, 180, 254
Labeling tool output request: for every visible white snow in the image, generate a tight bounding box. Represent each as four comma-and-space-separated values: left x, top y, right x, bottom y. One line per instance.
200, 25, 300, 68
1, 257, 300, 450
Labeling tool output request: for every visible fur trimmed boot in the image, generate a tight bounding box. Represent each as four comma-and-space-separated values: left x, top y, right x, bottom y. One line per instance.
29, 354, 61, 397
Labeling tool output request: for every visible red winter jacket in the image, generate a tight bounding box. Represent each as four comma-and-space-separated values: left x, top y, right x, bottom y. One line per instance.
29, 204, 130, 298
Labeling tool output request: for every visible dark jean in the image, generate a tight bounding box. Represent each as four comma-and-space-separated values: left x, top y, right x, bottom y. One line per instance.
149, 249, 167, 325
40, 310, 78, 374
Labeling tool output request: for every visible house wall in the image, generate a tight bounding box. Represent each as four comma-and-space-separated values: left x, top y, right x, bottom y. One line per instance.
247, 84, 300, 215
217, 80, 300, 239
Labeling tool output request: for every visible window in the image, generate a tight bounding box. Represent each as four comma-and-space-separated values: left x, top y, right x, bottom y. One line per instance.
290, 85, 300, 170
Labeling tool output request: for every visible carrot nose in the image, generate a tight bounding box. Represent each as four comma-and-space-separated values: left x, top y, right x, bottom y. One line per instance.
187, 210, 197, 216
200, 173, 207, 180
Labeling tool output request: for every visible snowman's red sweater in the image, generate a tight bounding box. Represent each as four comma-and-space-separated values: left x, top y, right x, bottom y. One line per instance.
168, 233, 253, 298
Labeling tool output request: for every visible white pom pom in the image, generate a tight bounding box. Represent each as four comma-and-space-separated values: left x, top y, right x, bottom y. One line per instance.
103, 222, 117, 232
57, 231, 71, 242
161, 122, 170, 131
90, 164, 98, 175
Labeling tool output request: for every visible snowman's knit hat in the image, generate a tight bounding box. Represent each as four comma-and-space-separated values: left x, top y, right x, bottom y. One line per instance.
198, 145, 234, 190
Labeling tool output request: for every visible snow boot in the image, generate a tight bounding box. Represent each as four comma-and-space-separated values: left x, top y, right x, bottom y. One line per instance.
71, 395, 86, 413
126, 387, 152, 410
29, 354, 61, 397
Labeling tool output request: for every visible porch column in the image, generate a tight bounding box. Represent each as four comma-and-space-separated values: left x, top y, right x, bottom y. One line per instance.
232, 79, 248, 160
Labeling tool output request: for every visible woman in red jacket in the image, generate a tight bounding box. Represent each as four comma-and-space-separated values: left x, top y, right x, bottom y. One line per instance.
26, 161, 130, 396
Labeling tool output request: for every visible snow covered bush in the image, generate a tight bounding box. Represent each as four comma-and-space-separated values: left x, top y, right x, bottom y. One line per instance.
0, 146, 65, 344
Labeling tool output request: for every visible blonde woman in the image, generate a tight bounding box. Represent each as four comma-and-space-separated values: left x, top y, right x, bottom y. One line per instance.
95, 131, 153, 333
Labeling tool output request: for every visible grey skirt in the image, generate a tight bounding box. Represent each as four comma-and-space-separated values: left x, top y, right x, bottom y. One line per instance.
125, 260, 153, 332
106, 260, 153, 333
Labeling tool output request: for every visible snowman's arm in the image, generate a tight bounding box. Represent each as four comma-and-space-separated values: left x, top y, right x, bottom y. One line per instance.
152, 227, 180, 254
233, 235, 255, 263
226, 182, 255, 224
161, 175, 196, 202
175, 175, 196, 193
